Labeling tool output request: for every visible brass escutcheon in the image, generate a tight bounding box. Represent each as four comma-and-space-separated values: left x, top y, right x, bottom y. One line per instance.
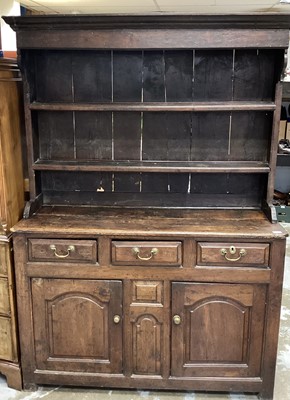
220, 246, 246, 262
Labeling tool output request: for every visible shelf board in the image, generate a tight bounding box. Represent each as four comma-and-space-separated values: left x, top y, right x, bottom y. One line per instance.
29, 101, 276, 112
33, 160, 270, 173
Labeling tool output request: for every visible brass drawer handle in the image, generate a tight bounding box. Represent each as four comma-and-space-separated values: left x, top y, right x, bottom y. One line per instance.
173, 315, 181, 325
220, 246, 247, 262
132, 247, 158, 261
49, 244, 75, 258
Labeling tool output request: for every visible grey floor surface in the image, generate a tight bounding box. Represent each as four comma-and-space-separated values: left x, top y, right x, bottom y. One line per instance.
1, 224, 290, 400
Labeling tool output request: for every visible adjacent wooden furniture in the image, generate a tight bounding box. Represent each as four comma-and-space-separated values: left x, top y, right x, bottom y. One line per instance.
4, 14, 290, 399
0, 58, 24, 389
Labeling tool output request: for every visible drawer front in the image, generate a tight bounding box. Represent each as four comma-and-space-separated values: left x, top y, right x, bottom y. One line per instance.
112, 241, 182, 266
28, 239, 97, 263
197, 242, 269, 267
0, 278, 10, 315
0, 315, 13, 360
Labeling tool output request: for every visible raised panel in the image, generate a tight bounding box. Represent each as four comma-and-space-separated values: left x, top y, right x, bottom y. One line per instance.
31, 279, 123, 374
49, 294, 108, 359
186, 300, 248, 363
172, 282, 266, 378
132, 314, 162, 375
0, 316, 13, 360
132, 281, 163, 304
0, 242, 8, 276
0, 278, 10, 315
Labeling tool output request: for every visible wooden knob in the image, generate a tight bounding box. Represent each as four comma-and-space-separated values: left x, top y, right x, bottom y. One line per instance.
173, 315, 181, 325
113, 315, 121, 324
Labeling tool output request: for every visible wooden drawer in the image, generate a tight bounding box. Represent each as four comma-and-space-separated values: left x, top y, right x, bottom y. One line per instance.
28, 239, 97, 263
0, 315, 13, 360
197, 242, 270, 267
111, 241, 182, 266
0, 278, 10, 315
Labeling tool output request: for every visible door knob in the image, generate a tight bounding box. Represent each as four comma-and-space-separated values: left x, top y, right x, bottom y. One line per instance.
173, 315, 181, 325
113, 315, 121, 324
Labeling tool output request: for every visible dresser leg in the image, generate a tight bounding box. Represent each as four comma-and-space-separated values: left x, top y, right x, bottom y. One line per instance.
258, 389, 274, 400
23, 382, 38, 391
0, 361, 22, 390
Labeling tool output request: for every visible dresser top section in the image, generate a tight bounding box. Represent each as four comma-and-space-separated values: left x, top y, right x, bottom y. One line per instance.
11, 207, 288, 239
4, 13, 290, 31
4, 13, 290, 50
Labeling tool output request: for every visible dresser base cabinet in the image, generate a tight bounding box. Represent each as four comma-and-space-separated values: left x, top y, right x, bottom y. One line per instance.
11, 208, 286, 399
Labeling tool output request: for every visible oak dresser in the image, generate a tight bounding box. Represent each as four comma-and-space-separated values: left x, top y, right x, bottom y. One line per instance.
4, 13, 290, 399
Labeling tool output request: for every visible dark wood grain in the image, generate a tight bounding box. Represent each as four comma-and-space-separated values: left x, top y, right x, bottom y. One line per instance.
38, 111, 74, 160
165, 51, 193, 101
141, 173, 168, 193
41, 191, 264, 209
75, 112, 112, 160
73, 51, 111, 103
143, 113, 191, 161
113, 112, 141, 161
35, 51, 72, 102
230, 111, 272, 161
12, 29, 290, 51
233, 50, 283, 101
113, 52, 142, 102
191, 112, 230, 161
194, 50, 233, 101
5, 13, 290, 31
143, 51, 165, 102
41, 171, 112, 192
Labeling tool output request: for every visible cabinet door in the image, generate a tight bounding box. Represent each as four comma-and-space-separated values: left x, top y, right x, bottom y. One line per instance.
31, 279, 123, 374
172, 282, 266, 378
127, 280, 169, 377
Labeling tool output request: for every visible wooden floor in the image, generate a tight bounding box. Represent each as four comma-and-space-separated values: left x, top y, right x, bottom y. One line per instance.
1, 224, 290, 400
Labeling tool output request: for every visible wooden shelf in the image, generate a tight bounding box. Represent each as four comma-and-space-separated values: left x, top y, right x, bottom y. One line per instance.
29, 101, 276, 112
33, 160, 270, 173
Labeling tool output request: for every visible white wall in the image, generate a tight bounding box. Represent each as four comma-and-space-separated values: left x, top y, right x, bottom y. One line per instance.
0, 0, 21, 51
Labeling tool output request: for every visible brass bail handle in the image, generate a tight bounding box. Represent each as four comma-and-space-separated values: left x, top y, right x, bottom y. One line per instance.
220, 245, 246, 262
132, 247, 158, 261
50, 244, 75, 258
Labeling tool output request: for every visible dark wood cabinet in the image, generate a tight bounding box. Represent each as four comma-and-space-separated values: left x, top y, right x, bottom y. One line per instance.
4, 13, 290, 399
0, 58, 24, 390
